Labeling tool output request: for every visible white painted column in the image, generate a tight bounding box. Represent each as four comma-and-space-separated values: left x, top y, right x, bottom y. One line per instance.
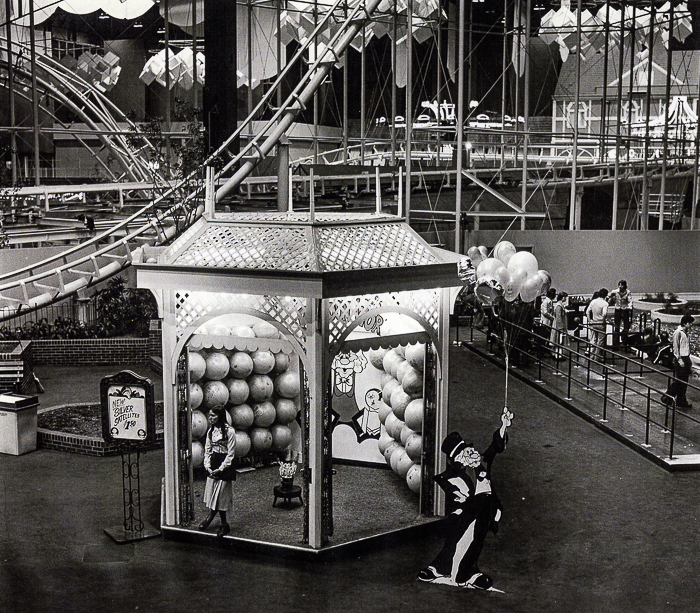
162, 290, 181, 526
306, 298, 325, 547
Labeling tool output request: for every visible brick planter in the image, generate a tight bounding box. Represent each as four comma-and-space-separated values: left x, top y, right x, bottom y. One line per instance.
31, 337, 150, 366
37, 402, 164, 456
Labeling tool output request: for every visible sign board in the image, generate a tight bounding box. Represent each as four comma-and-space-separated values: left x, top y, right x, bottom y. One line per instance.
101, 370, 155, 446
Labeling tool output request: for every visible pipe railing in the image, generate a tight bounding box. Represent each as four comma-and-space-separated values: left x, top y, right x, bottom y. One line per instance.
459, 313, 700, 463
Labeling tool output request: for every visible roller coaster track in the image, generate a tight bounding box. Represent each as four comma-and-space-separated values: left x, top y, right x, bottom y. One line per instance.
0, 0, 384, 323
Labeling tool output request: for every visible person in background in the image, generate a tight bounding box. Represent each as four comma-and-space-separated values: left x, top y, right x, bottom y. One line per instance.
585, 288, 610, 363
608, 280, 633, 351
552, 292, 570, 361
540, 288, 556, 356
662, 313, 695, 409
199, 405, 236, 537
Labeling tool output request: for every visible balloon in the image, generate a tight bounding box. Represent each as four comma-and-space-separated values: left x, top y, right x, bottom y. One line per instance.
519, 274, 544, 303
537, 270, 552, 295
474, 276, 504, 306
476, 257, 503, 280
467, 246, 483, 269
457, 256, 476, 287
504, 268, 528, 302
494, 265, 511, 289
494, 241, 517, 266
478, 245, 488, 258
507, 251, 539, 277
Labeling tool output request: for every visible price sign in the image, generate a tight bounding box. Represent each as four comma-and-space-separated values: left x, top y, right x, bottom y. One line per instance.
101, 371, 155, 445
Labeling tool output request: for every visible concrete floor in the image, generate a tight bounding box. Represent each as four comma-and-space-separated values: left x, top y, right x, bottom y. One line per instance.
3, 348, 700, 613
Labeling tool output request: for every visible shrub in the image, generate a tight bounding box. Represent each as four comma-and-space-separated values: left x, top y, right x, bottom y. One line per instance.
96, 277, 157, 337
0, 277, 157, 341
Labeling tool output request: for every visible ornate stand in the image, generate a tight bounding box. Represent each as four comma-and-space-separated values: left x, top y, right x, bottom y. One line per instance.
104, 443, 161, 543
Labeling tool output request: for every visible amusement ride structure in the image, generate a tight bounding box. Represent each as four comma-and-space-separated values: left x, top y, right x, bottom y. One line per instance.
1, 0, 699, 323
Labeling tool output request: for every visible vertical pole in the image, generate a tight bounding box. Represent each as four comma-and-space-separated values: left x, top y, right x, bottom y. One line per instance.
361, 25, 366, 166
659, 3, 674, 228
192, 0, 198, 118
277, 138, 290, 212
398, 165, 404, 217
600, 2, 611, 164
5, 0, 17, 185
307, 299, 325, 548
568, 0, 582, 230
500, 0, 507, 178
513, 0, 521, 167
692, 47, 700, 230
309, 167, 315, 223
248, 0, 254, 141
405, 0, 413, 224
436, 11, 442, 166
204, 166, 215, 217
469, 0, 478, 232
313, 0, 319, 164
613, 1, 625, 231
520, 0, 531, 226
29, 1, 41, 189
343, 0, 349, 162
375, 166, 381, 213
164, 0, 172, 175
455, 0, 465, 254
642, 2, 655, 230
391, 0, 397, 166
288, 167, 294, 212
626, 4, 636, 163
162, 295, 179, 526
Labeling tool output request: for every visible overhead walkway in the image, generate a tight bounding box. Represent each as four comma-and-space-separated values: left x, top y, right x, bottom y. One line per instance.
451, 319, 700, 472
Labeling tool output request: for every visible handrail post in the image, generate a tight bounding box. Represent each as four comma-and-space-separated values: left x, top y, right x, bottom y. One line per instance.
669, 402, 676, 460
644, 388, 651, 446
601, 364, 609, 421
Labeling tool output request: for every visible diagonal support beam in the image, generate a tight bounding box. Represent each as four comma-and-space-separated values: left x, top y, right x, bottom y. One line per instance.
461, 169, 525, 213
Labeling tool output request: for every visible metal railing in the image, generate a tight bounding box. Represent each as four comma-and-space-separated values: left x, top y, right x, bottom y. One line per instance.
455, 313, 700, 464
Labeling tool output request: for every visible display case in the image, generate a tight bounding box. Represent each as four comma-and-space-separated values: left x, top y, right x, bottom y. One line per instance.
136, 210, 461, 555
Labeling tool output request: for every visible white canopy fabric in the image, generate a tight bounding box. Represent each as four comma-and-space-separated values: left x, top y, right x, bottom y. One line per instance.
12, 0, 155, 26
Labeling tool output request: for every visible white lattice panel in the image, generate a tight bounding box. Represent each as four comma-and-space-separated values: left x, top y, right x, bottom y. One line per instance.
174, 225, 316, 271
316, 223, 440, 271
174, 291, 308, 348
327, 289, 440, 346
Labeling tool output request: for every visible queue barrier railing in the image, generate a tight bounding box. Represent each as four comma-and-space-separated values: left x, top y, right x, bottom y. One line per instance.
462, 315, 700, 462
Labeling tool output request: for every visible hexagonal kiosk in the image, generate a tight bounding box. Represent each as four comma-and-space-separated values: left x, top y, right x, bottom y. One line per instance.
135, 210, 460, 556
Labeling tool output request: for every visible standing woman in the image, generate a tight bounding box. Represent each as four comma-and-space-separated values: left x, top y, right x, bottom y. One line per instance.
199, 405, 236, 537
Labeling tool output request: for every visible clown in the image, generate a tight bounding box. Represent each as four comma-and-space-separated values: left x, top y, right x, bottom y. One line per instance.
418, 407, 513, 589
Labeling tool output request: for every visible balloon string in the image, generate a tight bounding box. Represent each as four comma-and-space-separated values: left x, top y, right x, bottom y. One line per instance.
504, 354, 509, 407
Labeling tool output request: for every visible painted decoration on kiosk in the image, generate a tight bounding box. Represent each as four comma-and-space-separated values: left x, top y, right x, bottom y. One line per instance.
332, 313, 425, 468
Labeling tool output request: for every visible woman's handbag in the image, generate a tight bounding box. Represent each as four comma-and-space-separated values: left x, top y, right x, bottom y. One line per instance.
209, 452, 237, 481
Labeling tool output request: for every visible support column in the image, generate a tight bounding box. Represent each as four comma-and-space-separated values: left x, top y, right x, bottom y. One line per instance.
162, 292, 180, 526
307, 298, 325, 548
204, 0, 238, 154
277, 136, 290, 212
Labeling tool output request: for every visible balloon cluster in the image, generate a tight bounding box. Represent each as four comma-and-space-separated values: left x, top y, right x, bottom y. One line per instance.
187, 321, 300, 469
458, 241, 551, 306
369, 343, 426, 495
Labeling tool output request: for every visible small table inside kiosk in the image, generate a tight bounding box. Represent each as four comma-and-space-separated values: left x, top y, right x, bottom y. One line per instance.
273, 479, 303, 508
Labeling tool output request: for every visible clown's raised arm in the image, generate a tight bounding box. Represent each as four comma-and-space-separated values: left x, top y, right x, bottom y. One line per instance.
499, 407, 513, 440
